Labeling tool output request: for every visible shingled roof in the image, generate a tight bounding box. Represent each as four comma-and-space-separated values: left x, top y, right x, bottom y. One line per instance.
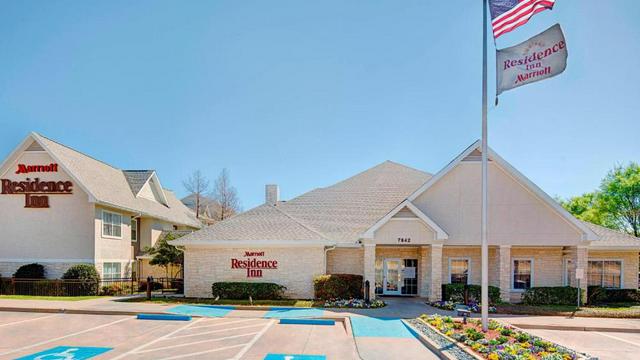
123, 170, 155, 195
584, 221, 640, 249
173, 161, 431, 245
25, 133, 201, 228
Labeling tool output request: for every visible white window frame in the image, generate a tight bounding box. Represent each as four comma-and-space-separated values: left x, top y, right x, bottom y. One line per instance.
562, 258, 572, 286
103, 262, 121, 280
511, 258, 534, 292
587, 258, 624, 289
448, 257, 471, 285
102, 210, 123, 239
130, 217, 138, 242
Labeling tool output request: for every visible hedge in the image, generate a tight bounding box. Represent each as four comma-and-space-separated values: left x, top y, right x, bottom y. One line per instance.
441, 284, 501, 304
313, 274, 363, 300
62, 264, 101, 296
211, 282, 287, 300
522, 286, 582, 305
13, 263, 45, 279
588, 286, 640, 305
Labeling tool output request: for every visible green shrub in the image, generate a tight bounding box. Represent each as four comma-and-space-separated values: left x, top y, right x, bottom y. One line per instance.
522, 286, 581, 305
441, 284, 501, 304
13, 263, 45, 279
465, 327, 485, 341
313, 274, 363, 300
62, 264, 100, 296
588, 286, 640, 304
211, 282, 287, 300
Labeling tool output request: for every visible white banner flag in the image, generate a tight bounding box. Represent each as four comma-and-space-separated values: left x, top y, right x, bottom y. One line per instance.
496, 23, 568, 95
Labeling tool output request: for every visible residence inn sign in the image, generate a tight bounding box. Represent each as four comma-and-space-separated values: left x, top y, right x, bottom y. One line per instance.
231, 251, 278, 278
0, 163, 73, 208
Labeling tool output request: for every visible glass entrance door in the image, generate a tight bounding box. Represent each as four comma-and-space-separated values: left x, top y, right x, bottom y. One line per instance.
383, 258, 402, 295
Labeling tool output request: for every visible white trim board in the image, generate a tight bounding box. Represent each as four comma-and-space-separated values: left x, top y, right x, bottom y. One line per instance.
362, 199, 448, 240
406, 140, 599, 241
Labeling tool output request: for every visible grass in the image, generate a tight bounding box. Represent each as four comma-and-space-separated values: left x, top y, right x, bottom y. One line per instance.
121, 296, 318, 307
495, 303, 640, 318
0, 295, 102, 301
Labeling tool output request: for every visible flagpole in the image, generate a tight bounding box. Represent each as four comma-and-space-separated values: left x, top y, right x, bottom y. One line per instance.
481, 0, 489, 332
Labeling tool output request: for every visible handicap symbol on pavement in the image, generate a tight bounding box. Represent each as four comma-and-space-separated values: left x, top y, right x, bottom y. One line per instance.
264, 354, 326, 360
14, 346, 112, 360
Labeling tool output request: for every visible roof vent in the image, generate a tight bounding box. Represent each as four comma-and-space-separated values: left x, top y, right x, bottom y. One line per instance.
265, 184, 279, 205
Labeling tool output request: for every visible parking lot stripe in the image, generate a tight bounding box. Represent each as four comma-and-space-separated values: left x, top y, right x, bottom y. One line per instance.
0, 314, 58, 328
231, 320, 276, 360
0, 316, 132, 357
189, 318, 262, 330
134, 332, 260, 354
595, 332, 640, 348
156, 343, 248, 360
111, 317, 205, 360
170, 323, 268, 340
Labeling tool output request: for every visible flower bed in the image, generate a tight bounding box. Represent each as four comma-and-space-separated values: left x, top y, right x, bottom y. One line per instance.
430, 300, 497, 313
418, 314, 591, 360
322, 298, 386, 308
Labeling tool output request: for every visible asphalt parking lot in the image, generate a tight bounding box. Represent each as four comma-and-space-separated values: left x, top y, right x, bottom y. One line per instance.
0, 311, 358, 360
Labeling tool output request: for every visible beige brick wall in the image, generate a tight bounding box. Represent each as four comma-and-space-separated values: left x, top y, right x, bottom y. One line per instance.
589, 250, 639, 289
327, 248, 363, 275
508, 247, 564, 302
184, 246, 325, 299
442, 247, 481, 285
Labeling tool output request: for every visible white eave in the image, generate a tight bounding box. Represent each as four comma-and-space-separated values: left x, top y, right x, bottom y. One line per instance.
361, 199, 449, 240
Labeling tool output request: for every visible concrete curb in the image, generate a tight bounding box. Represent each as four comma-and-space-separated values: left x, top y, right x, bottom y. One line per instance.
512, 323, 640, 333
400, 319, 457, 360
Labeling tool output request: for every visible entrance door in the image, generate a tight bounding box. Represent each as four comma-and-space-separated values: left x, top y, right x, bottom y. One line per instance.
383, 258, 402, 295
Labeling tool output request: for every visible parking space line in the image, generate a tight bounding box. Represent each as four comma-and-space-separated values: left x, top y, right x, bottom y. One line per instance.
231, 320, 276, 360
134, 332, 260, 354
0, 316, 132, 357
189, 318, 260, 330
595, 332, 640, 348
170, 323, 267, 340
155, 343, 248, 360
0, 313, 58, 328
111, 317, 205, 360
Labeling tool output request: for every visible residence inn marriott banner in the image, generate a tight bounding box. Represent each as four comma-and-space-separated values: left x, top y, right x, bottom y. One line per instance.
174, 142, 640, 302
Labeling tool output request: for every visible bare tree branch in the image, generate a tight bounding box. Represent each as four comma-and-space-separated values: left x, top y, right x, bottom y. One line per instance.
183, 170, 210, 219
211, 168, 240, 221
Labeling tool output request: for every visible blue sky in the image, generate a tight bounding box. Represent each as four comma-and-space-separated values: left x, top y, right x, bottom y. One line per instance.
1, 1, 638, 210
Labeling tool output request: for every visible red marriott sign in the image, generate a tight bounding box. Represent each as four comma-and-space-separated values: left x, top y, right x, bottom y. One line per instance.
231, 251, 278, 278
1, 163, 73, 208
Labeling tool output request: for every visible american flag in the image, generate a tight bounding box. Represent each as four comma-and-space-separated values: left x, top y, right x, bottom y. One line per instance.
489, 0, 556, 38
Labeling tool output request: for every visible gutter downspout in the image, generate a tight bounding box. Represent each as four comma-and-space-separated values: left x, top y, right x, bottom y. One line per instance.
324, 245, 336, 274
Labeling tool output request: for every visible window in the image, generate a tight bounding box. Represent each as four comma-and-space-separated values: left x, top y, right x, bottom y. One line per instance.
449, 258, 470, 284
102, 210, 122, 238
103, 262, 121, 280
588, 260, 622, 288
512, 259, 533, 290
131, 218, 138, 242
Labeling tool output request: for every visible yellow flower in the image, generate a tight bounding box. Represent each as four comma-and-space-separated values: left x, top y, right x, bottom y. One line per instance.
445, 330, 454, 337
488, 353, 499, 360
548, 347, 557, 353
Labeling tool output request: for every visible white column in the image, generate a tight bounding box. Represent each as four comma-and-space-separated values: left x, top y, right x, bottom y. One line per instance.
498, 245, 511, 303
576, 246, 589, 304
363, 243, 376, 300
430, 244, 443, 301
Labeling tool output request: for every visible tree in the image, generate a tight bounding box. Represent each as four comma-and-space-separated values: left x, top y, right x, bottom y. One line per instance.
559, 162, 640, 237
183, 170, 209, 219
598, 162, 640, 237
557, 193, 615, 228
211, 168, 240, 221
145, 233, 184, 278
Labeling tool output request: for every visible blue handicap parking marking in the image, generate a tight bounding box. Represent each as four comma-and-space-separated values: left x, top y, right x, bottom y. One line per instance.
350, 316, 416, 338
264, 354, 326, 360
166, 304, 235, 317
15, 346, 112, 360
264, 308, 324, 319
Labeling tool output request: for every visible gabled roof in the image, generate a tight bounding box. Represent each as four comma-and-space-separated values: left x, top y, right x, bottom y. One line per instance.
362, 199, 448, 240
407, 140, 599, 241
175, 160, 432, 245
123, 170, 155, 195
3, 133, 201, 228
584, 221, 640, 249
